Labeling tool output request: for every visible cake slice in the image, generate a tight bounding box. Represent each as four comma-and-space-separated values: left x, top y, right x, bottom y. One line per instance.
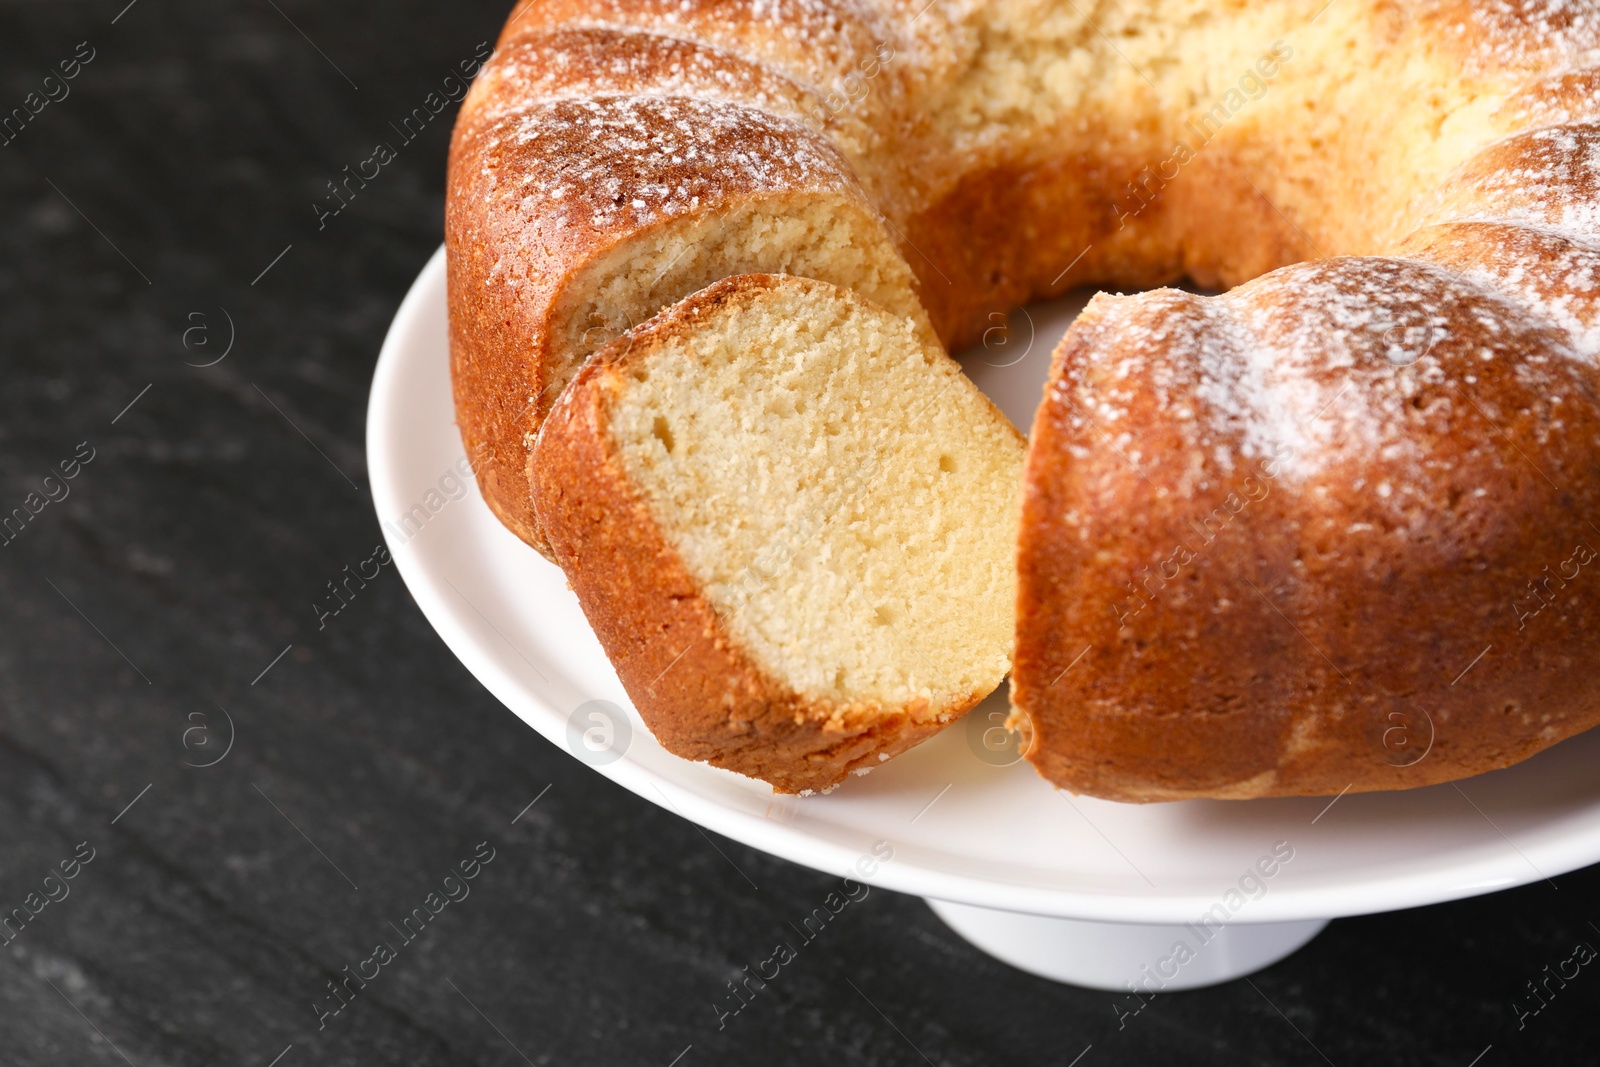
531, 274, 1025, 793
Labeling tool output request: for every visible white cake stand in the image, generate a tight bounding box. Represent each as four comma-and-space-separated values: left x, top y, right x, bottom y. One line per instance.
367, 249, 1600, 990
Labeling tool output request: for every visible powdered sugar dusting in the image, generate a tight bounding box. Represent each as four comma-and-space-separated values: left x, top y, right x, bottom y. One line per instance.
1496, 66, 1600, 131
1044, 250, 1589, 561
481, 94, 852, 232
500, 0, 897, 96
469, 28, 821, 132
1434, 124, 1600, 244
1409, 221, 1600, 359
1433, 0, 1600, 72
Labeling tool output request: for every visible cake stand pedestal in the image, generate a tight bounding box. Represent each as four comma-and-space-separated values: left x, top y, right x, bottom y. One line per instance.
926, 899, 1328, 990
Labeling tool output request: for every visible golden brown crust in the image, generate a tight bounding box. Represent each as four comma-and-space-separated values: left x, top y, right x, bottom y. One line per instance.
1417, 1, 1600, 75
1399, 221, 1600, 342
1494, 66, 1600, 130
459, 27, 829, 138
499, 0, 902, 95
1422, 123, 1600, 240
487, 1, 905, 200
1016, 257, 1600, 803
530, 275, 958, 793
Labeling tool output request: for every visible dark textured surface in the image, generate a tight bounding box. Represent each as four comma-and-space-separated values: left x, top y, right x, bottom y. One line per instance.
1, 2, 1597, 1064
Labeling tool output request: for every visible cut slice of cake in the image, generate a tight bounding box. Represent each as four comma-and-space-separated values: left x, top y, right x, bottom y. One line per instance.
531, 274, 1025, 793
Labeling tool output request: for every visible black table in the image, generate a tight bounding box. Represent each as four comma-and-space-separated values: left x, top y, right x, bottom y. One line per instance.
1, 2, 1594, 1063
